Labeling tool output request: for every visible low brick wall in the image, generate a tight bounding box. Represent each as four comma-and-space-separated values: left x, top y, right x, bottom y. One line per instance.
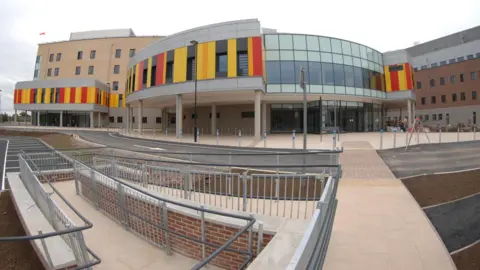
35, 170, 74, 183
76, 171, 274, 269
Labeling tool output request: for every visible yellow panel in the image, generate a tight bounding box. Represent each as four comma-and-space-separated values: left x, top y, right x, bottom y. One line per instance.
122, 94, 126, 108
135, 64, 140, 91
227, 39, 237, 78
147, 57, 152, 88
398, 69, 407, 90
115, 94, 119, 108
20, 89, 25, 104
36, 88, 42, 104
173, 47, 187, 83
197, 43, 206, 80
75, 87, 82, 103
248, 38, 253, 76
87, 87, 95, 104
45, 88, 51, 104
206, 42, 216, 79
64, 87, 70, 104
384, 66, 392, 92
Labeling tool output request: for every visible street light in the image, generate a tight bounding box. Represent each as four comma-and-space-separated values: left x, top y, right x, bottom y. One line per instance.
190, 40, 199, 143
299, 67, 307, 174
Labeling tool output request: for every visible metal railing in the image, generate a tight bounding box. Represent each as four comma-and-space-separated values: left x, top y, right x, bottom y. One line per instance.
72, 157, 258, 269
0, 139, 8, 191
0, 153, 101, 270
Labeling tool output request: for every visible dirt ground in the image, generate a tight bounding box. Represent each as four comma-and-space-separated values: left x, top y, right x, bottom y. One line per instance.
0, 191, 46, 270
452, 242, 480, 270
0, 129, 91, 149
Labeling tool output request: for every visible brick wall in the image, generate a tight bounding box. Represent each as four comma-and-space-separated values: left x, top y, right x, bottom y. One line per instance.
36, 171, 74, 183
76, 172, 274, 269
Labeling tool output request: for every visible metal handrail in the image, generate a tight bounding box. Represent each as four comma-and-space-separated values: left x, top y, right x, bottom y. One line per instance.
0, 139, 8, 191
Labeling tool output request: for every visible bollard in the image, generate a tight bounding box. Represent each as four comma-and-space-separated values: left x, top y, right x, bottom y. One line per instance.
457, 127, 460, 142
393, 128, 397, 148
380, 129, 383, 149
474, 126, 477, 141
439, 128, 442, 143
180, 128, 183, 140
292, 130, 296, 149
165, 128, 168, 137
238, 130, 242, 147
196, 128, 200, 143
332, 130, 337, 149
263, 129, 267, 148
405, 129, 408, 146
216, 129, 219, 145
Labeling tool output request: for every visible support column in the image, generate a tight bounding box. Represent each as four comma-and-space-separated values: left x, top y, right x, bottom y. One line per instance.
211, 104, 216, 135
138, 100, 143, 133
24, 111, 27, 125
60, 111, 63, 127
90, 111, 94, 128
125, 105, 130, 131
37, 111, 40, 126
14, 110, 17, 124
176, 95, 183, 138
97, 112, 101, 128
262, 102, 267, 134
254, 90, 262, 139
407, 99, 412, 129
412, 101, 416, 126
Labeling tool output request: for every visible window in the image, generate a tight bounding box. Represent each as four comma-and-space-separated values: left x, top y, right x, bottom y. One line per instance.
457, 56, 465, 62
191, 113, 197, 119
56, 53, 61, 61
109, 117, 114, 123
450, 75, 456, 84
416, 81, 422, 89
90, 50, 96, 59
237, 52, 248, 76
117, 117, 123, 123
115, 49, 121, 58
50, 88, 55, 103
431, 63, 438, 68
112, 81, 119, 90
473, 91, 477, 100
389, 65, 404, 72
438, 114, 443, 121
429, 79, 435, 87
186, 57, 195, 81
54, 68, 59, 76
132, 117, 135, 123
77, 51, 83, 60
421, 97, 426, 105
241, 112, 255, 118
333, 64, 345, 86
49, 54, 54, 62
425, 115, 429, 121
452, 93, 457, 102
461, 92, 466, 101
88, 66, 94, 75
440, 60, 447, 65
440, 77, 445, 85
113, 65, 120, 74
460, 73, 464, 82
75, 66, 81, 75
474, 112, 477, 125
142, 117, 147, 124
47, 68, 52, 76
421, 65, 428, 70
441, 95, 446, 103
33, 70, 39, 78
449, 59, 456, 64
35, 55, 41, 63
165, 61, 174, 83
41, 89, 45, 103
156, 117, 162, 124
119, 95, 123, 107
209, 113, 221, 119
216, 54, 227, 72
471, 72, 477, 80
433, 114, 437, 121
477, 53, 480, 58
467, 54, 474, 60
129, 49, 135, 57
431, 96, 436, 104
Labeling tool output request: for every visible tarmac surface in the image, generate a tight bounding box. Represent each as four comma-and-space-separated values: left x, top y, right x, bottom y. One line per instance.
378, 141, 480, 178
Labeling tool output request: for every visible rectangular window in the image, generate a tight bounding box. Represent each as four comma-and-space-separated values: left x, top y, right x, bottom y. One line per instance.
477, 53, 480, 58
460, 73, 464, 82
473, 91, 477, 100
41, 89, 45, 103
241, 111, 254, 118
32, 89, 37, 104
90, 50, 96, 59
209, 113, 220, 119
439, 60, 447, 65
35, 55, 41, 63
237, 52, 249, 76
450, 75, 456, 84
433, 114, 437, 121
156, 117, 162, 124
49, 54, 54, 62
112, 81, 119, 90
54, 68, 59, 76
142, 117, 147, 124
216, 54, 227, 72
119, 95, 123, 107
115, 49, 121, 58
425, 115, 429, 121
151, 56, 157, 85
452, 93, 457, 102
186, 57, 195, 81
129, 49, 135, 57
388, 65, 404, 72
109, 117, 114, 123
457, 56, 465, 62
421, 65, 428, 70
430, 79, 435, 87
441, 95, 446, 103
56, 53, 61, 61
51, 88, 55, 103
77, 51, 83, 60
114, 65, 120, 74
416, 81, 422, 89
75, 66, 81, 75
47, 68, 52, 76
461, 92, 466, 101
132, 117, 135, 123
88, 66, 94, 75
431, 96, 436, 104
471, 72, 477, 80
449, 59, 456, 64
33, 70, 39, 78
117, 116, 123, 123
431, 63, 438, 68
467, 54, 474, 60
191, 113, 197, 119
421, 97, 426, 105
142, 62, 148, 87
440, 77, 445, 85
165, 61, 174, 83
438, 114, 443, 121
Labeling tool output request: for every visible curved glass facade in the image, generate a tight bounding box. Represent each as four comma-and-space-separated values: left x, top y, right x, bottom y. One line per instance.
264, 34, 386, 97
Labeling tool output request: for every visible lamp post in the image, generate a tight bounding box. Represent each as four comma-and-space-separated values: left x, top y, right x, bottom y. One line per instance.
0, 89, 2, 123
299, 67, 307, 174
190, 40, 199, 143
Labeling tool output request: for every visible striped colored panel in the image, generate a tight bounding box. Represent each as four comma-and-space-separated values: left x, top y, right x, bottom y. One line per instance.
251, 36, 263, 76
64, 88, 71, 104
74, 87, 81, 103
20, 89, 25, 104
59, 88, 65, 103
384, 66, 392, 92
156, 53, 165, 85
81, 87, 87, 103
397, 65, 407, 90
173, 47, 187, 83
197, 42, 216, 80
134, 64, 140, 91
45, 88, 51, 103
227, 39, 237, 78
30, 89, 35, 104
247, 38, 254, 76
137, 62, 144, 91
87, 87, 95, 103
36, 88, 42, 104
405, 63, 413, 89
122, 94, 126, 108
147, 57, 152, 88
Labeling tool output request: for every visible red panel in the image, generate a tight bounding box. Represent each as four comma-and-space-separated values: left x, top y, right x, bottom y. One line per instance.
252, 36, 263, 76
375, 76, 382, 91
30, 89, 35, 103
59, 88, 65, 103
70, 88, 76, 103
137, 61, 144, 90
81, 87, 88, 103
156, 53, 165, 85
390, 70, 400, 91
95, 88, 98, 104
404, 63, 413, 89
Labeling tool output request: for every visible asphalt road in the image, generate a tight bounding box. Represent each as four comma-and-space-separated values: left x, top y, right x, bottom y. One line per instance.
378, 141, 480, 178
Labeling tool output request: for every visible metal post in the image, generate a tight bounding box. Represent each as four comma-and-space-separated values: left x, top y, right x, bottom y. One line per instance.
439, 127, 442, 143
216, 129, 219, 145
141, 164, 147, 188
416, 128, 420, 144
457, 126, 460, 142
263, 129, 267, 148
74, 161, 79, 195
257, 221, 264, 256
380, 129, 383, 149
238, 130, 242, 147
200, 205, 206, 262
38, 230, 54, 268
332, 130, 337, 149
292, 130, 296, 149
242, 173, 248, 211
117, 183, 128, 230
90, 168, 99, 209
191, 40, 199, 143
393, 128, 397, 148
180, 128, 183, 140
474, 126, 476, 141
300, 66, 308, 175
165, 128, 168, 137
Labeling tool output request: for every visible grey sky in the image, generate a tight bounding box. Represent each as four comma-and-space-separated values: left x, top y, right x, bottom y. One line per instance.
1, 0, 480, 114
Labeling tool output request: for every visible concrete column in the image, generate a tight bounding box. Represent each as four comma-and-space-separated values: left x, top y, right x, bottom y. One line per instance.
407, 99, 412, 129
262, 102, 267, 134
211, 104, 216, 135
125, 105, 129, 131
14, 110, 17, 123
254, 90, 262, 139
97, 112, 101, 128
90, 111, 94, 128
24, 111, 27, 125
138, 100, 143, 133
412, 101, 416, 126
59, 111, 63, 127
37, 111, 40, 126
176, 95, 183, 138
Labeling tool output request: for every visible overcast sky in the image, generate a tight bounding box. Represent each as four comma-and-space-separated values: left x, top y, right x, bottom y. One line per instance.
1, 0, 480, 114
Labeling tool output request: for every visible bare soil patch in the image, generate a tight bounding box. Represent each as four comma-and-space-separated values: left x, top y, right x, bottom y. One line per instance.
0, 129, 90, 149
452, 242, 480, 270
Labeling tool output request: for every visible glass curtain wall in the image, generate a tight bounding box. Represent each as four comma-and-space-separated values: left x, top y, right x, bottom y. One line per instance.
36, 111, 91, 127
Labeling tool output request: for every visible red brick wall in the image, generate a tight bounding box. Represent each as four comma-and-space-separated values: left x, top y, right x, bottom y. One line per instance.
37, 171, 74, 183
76, 172, 274, 269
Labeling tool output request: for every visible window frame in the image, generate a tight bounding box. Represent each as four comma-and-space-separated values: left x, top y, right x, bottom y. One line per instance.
90, 50, 96, 59
88, 65, 94, 75
115, 49, 121, 58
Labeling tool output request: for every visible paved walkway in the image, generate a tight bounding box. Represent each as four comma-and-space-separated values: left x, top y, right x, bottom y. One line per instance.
323, 141, 456, 270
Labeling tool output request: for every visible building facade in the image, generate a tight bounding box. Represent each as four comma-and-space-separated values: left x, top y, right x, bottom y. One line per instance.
16, 19, 480, 137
